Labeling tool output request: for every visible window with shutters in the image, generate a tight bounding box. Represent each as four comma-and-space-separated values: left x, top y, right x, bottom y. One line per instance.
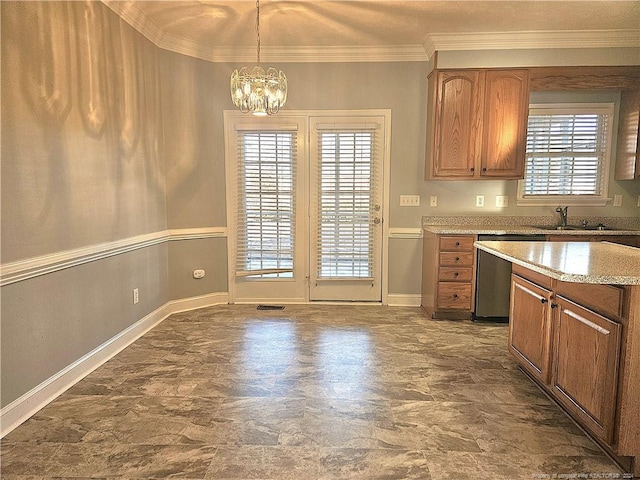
517, 103, 614, 206
236, 130, 296, 279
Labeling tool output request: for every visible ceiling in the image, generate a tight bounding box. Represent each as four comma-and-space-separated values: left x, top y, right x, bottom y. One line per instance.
104, 1, 640, 62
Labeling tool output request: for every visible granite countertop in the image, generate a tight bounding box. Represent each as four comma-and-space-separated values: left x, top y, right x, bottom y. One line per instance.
474, 240, 640, 285
422, 215, 640, 236
424, 225, 640, 236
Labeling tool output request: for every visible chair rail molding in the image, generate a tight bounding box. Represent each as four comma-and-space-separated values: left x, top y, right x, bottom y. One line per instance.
1, 227, 227, 286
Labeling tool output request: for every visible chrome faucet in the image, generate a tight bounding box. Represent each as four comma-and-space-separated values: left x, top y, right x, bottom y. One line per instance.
556, 206, 568, 227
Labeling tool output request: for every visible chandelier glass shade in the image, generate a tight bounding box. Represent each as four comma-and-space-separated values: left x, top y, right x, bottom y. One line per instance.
230, 0, 287, 116
230, 66, 287, 116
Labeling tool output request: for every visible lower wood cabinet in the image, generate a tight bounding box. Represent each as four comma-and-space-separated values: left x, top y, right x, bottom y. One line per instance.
509, 264, 626, 447
546, 235, 639, 247
551, 296, 622, 443
509, 275, 553, 383
421, 233, 476, 319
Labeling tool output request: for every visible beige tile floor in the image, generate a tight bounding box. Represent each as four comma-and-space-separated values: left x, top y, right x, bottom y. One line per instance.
0, 304, 627, 479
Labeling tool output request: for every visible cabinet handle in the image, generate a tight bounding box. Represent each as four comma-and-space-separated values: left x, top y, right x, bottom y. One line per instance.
482, 167, 487, 172
455, 241, 460, 246
551, 303, 557, 309
454, 272, 459, 277
540, 298, 547, 304
470, 167, 475, 172
452, 294, 458, 299
455, 257, 460, 261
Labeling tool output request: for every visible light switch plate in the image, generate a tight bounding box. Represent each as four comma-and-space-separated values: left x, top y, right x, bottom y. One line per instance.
614, 194, 623, 207
400, 195, 420, 206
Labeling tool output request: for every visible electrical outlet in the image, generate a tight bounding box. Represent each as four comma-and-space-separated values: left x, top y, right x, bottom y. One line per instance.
430, 196, 438, 207
614, 194, 623, 207
193, 269, 206, 279
133, 288, 139, 304
475, 195, 485, 207
495, 195, 508, 208
400, 195, 420, 206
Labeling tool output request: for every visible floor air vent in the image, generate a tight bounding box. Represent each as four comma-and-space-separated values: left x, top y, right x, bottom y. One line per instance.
257, 305, 285, 310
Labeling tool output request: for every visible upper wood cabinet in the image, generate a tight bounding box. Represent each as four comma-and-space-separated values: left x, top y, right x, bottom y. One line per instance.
615, 88, 640, 180
426, 68, 530, 180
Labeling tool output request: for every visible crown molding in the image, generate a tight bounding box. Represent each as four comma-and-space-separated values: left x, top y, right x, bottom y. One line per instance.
202, 45, 429, 63
102, 0, 164, 46
424, 29, 640, 59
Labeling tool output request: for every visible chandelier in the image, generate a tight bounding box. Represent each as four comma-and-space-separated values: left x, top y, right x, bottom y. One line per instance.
230, 0, 287, 116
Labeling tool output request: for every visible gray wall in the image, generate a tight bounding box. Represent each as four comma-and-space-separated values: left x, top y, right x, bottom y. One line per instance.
2, 1, 639, 407
1, 2, 170, 407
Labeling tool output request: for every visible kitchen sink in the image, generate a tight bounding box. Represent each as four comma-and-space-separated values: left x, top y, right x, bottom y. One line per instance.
531, 224, 620, 231
531, 225, 581, 231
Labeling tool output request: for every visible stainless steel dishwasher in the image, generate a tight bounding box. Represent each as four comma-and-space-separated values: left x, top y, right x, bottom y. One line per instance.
473, 234, 546, 322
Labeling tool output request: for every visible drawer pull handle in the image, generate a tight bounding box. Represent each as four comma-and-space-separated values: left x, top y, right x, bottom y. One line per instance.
455, 241, 460, 246
452, 294, 458, 299
454, 272, 459, 277
455, 257, 460, 261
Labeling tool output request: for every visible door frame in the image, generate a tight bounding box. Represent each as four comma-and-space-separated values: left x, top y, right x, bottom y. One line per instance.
223, 109, 391, 305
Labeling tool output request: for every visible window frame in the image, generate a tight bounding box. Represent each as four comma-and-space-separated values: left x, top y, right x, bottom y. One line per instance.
516, 102, 615, 207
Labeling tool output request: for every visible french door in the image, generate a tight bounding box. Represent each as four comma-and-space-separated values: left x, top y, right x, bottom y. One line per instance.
225, 111, 387, 303
308, 117, 384, 301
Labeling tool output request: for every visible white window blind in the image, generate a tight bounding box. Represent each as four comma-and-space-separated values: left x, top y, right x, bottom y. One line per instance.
236, 131, 296, 278
522, 104, 613, 200
315, 129, 377, 279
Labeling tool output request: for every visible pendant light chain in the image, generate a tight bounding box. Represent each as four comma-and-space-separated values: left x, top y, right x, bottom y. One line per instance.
256, 0, 261, 64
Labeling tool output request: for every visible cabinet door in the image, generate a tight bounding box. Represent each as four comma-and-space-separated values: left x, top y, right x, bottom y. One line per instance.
551, 296, 622, 443
481, 70, 529, 178
430, 71, 483, 178
509, 275, 553, 383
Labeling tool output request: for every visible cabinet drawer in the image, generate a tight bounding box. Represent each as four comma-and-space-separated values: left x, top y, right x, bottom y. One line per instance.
437, 283, 472, 309
439, 236, 475, 251
439, 252, 474, 266
439, 267, 473, 282
556, 281, 625, 320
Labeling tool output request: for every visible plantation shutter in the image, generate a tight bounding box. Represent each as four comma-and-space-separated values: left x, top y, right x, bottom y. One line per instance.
314, 124, 379, 279
235, 128, 297, 278
523, 105, 613, 197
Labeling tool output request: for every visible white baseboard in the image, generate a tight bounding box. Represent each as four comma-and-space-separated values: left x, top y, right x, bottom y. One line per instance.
0, 292, 229, 438
167, 292, 229, 314
387, 294, 422, 307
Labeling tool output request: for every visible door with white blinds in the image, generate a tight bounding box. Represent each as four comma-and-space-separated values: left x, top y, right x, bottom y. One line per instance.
309, 117, 384, 301
226, 117, 308, 303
